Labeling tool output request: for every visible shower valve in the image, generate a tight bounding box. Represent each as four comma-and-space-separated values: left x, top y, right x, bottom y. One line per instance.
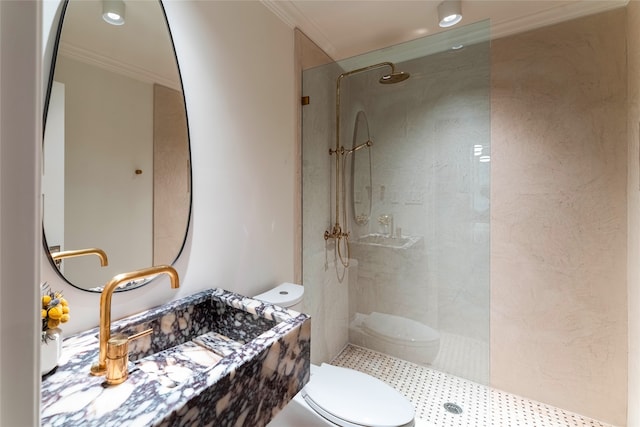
324, 224, 349, 240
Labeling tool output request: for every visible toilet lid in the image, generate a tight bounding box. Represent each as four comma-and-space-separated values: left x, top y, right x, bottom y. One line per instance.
302, 364, 415, 427
253, 283, 303, 308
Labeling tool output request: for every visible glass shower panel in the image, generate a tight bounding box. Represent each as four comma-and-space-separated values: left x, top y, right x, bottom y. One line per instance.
302, 21, 491, 384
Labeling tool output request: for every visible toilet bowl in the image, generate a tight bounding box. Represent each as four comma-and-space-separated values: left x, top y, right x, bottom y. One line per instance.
350, 312, 440, 365
255, 284, 416, 427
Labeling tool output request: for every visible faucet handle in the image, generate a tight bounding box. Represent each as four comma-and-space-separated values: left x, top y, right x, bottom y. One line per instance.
128, 328, 153, 342
105, 328, 152, 385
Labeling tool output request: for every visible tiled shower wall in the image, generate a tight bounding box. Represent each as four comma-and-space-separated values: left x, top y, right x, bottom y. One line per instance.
302, 30, 491, 378
344, 41, 491, 345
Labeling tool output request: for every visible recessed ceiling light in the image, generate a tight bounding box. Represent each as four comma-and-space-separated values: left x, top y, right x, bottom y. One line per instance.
102, 0, 125, 26
438, 0, 462, 28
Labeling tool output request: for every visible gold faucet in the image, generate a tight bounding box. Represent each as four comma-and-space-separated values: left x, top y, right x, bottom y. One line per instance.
51, 248, 109, 267
90, 265, 179, 377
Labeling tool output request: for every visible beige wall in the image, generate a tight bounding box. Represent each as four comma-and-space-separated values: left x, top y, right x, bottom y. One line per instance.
491, 9, 628, 426
153, 84, 190, 266
627, 1, 640, 426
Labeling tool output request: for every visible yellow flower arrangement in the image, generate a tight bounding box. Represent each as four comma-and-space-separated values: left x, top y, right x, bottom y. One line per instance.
41, 283, 70, 333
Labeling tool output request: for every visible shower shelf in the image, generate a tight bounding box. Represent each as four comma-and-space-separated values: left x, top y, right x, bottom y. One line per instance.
353, 233, 421, 250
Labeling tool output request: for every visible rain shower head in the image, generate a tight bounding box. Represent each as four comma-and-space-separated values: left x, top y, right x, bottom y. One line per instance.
329, 60, 410, 263
379, 71, 410, 84
338, 61, 409, 85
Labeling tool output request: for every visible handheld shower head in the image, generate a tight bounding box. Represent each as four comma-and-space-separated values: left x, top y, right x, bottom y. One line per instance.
380, 71, 410, 84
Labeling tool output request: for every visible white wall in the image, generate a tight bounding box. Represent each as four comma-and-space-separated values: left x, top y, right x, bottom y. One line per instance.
0, 1, 41, 426
161, 1, 296, 295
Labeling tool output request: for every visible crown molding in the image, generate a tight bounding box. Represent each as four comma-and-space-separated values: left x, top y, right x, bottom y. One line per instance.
262, 0, 628, 62
58, 42, 181, 91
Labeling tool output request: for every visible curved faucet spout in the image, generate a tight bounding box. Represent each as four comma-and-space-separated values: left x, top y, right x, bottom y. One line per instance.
51, 247, 109, 267
90, 265, 179, 376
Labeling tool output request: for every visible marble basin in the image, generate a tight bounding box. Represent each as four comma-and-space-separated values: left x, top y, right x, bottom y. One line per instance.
41, 288, 311, 427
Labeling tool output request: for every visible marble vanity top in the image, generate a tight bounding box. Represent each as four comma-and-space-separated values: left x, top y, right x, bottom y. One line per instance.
41, 288, 311, 427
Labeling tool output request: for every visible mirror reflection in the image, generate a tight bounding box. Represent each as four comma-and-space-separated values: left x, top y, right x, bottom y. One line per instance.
43, 0, 191, 292
351, 110, 372, 226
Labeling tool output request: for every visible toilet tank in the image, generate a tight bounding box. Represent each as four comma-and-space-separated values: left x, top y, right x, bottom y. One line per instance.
253, 283, 304, 313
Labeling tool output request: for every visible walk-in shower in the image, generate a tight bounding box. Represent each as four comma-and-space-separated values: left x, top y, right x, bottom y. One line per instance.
302, 19, 490, 385
324, 62, 410, 268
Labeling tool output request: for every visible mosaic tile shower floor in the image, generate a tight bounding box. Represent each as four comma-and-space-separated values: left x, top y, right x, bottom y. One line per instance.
331, 345, 617, 427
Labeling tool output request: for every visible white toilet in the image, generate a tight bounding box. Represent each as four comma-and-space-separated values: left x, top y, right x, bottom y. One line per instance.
254, 283, 416, 427
254, 282, 305, 313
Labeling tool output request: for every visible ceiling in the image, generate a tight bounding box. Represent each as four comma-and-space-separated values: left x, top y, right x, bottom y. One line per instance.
56, 0, 181, 90
261, 0, 628, 61
54, 0, 629, 90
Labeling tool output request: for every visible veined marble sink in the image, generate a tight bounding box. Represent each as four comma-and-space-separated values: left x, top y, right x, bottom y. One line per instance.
41, 288, 311, 426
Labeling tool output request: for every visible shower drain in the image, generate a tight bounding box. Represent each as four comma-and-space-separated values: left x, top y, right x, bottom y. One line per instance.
443, 402, 463, 415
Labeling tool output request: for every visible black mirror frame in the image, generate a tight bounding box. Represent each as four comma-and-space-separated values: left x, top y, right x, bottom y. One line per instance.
41, 0, 193, 292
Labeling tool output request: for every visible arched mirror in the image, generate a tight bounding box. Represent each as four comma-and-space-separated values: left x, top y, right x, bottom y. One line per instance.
351, 110, 372, 226
43, 0, 191, 292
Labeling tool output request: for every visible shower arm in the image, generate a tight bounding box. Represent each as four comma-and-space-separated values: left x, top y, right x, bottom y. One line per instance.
328, 62, 395, 237
332, 62, 394, 159
345, 140, 373, 155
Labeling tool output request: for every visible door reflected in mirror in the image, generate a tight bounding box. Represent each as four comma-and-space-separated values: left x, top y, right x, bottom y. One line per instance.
43, 0, 191, 292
